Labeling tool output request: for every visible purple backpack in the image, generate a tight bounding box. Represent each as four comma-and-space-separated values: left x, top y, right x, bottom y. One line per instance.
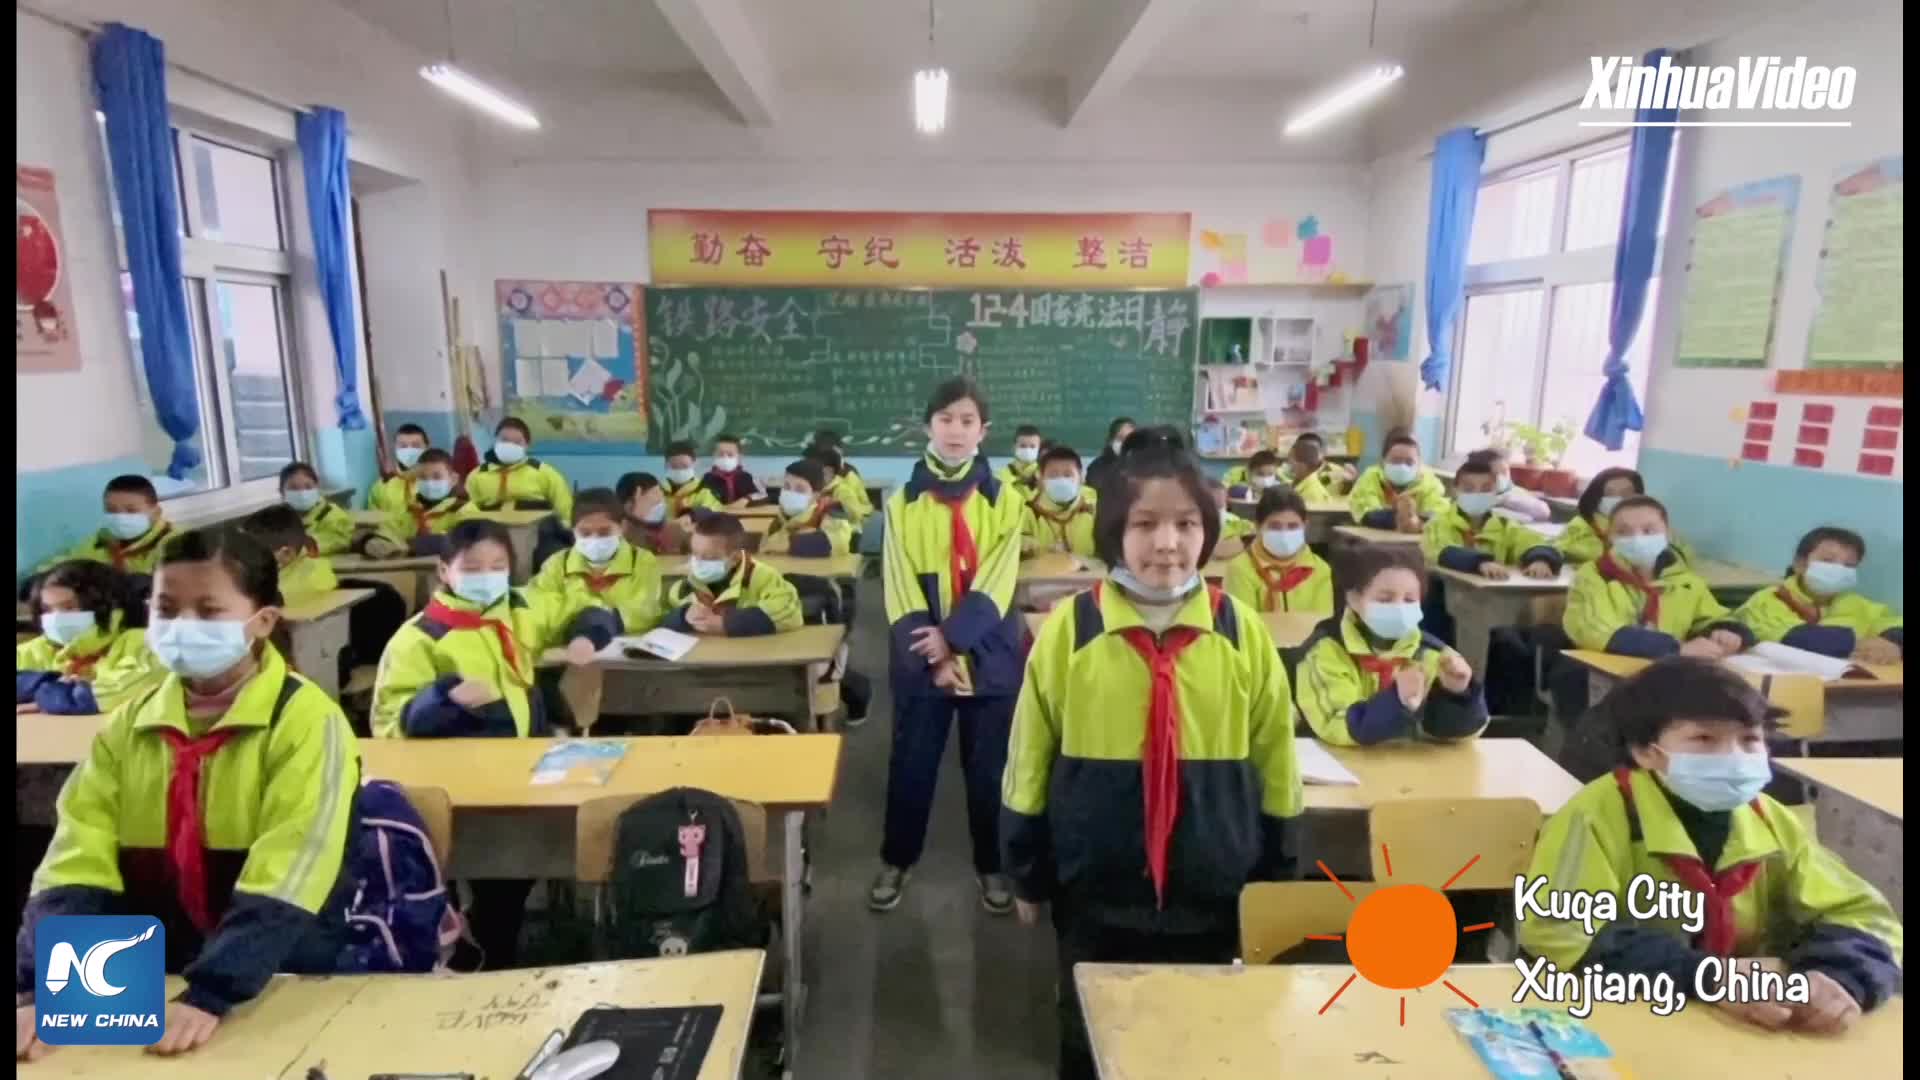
339, 781, 463, 973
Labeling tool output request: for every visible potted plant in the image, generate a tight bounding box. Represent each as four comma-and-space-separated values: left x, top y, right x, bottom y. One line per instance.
1510, 420, 1579, 496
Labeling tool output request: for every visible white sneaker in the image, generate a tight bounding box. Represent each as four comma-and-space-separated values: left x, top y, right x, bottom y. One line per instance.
867, 865, 910, 912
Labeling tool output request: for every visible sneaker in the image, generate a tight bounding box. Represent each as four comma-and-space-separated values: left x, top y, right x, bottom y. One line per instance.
842, 707, 869, 729
868, 865, 910, 912
978, 874, 1014, 916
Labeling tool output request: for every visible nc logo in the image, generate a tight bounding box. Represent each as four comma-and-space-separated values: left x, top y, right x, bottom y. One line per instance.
44, 923, 157, 997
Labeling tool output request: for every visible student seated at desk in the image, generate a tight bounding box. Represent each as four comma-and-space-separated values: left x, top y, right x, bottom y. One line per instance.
1519, 657, 1902, 1034
996, 424, 1045, 495
363, 449, 476, 559
1348, 430, 1449, 531
1288, 432, 1356, 495
465, 416, 573, 520
368, 423, 431, 514
529, 488, 663, 633
702, 433, 769, 508
616, 471, 689, 555
1295, 544, 1488, 746
16, 560, 159, 714
662, 439, 723, 520
16, 530, 360, 1059
1001, 435, 1301, 1080
807, 444, 874, 527
760, 460, 856, 557
1563, 496, 1752, 660
660, 514, 803, 637
1084, 416, 1135, 491
811, 427, 861, 483
1224, 488, 1333, 616
1421, 458, 1562, 580
240, 506, 338, 603
279, 463, 353, 555
1732, 526, 1903, 664
34, 473, 174, 578
1021, 445, 1098, 558
1557, 467, 1695, 567
1223, 450, 1282, 501
1465, 447, 1552, 523
1206, 476, 1255, 559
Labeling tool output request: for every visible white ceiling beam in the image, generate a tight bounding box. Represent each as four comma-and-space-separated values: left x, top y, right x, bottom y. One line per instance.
653, 0, 779, 126
1064, 0, 1201, 126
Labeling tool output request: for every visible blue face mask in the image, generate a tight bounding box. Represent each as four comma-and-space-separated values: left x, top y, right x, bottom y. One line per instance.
1803, 560, 1858, 596
1044, 476, 1082, 505
640, 500, 669, 525
147, 617, 255, 679
1383, 462, 1419, 488
493, 441, 528, 465
1261, 527, 1307, 559
1013, 446, 1040, 464
1597, 495, 1625, 518
575, 534, 620, 564
690, 557, 733, 585
395, 445, 425, 469
418, 478, 454, 502
1659, 749, 1772, 812
1110, 567, 1202, 605
1360, 600, 1423, 641
284, 489, 322, 513
451, 571, 511, 608
41, 610, 98, 647
104, 512, 152, 541
1613, 533, 1669, 567
779, 490, 815, 517
1456, 492, 1498, 517
666, 465, 696, 486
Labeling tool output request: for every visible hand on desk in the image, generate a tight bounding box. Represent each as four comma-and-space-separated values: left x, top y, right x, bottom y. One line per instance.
1477, 562, 1513, 581
1394, 667, 1428, 710
1437, 651, 1473, 694
15, 703, 38, 715
687, 604, 727, 636
449, 678, 502, 709
147, 1002, 219, 1056
1852, 636, 1900, 666
564, 636, 599, 666
1680, 638, 1727, 660
1708, 629, 1746, 655
1791, 969, 1863, 1034
1393, 496, 1421, 534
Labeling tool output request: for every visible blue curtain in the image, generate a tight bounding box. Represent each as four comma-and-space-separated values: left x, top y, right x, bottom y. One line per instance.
296, 107, 367, 431
92, 23, 200, 479
1585, 49, 1679, 450
1420, 127, 1489, 393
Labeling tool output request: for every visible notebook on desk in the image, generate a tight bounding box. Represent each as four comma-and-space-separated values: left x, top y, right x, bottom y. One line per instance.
1728, 642, 1869, 681
557, 1005, 722, 1080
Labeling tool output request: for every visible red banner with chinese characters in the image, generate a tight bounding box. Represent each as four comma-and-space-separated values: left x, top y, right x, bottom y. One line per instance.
1774, 368, 1903, 397
648, 210, 1191, 288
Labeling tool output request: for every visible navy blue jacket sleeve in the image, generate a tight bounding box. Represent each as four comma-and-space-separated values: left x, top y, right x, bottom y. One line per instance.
401, 675, 516, 737
1605, 627, 1681, 658
406, 535, 452, 558
1578, 924, 1712, 989
660, 604, 694, 633
1780, 624, 1855, 658
1437, 546, 1493, 573
15, 885, 118, 998
1703, 619, 1756, 649
722, 607, 777, 637
1520, 545, 1563, 573
566, 608, 622, 650
1000, 806, 1053, 904
1347, 687, 1413, 745
1421, 682, 1489, 739
34, 678, 100, 715
942, 592, 1004, 652
787, 531, 834, 558
16, 670, 54, 704
1880, 627, 1903, 652
1788, 923, 1902, 1011
1253, 814, 1299, 882
177, 892, 327, 1016
1359, 509, 1398, 529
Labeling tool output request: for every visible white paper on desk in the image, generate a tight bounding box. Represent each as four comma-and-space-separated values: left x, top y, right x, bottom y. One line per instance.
569, 356, 614, 405
1295, 737, 1360, 785
591, 318, 620, 359
1727, 642, 1857, 680
602, 627, 699, 661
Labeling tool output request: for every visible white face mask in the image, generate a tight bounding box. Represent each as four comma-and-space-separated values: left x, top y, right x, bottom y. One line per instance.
575, 534, 620, 564
1013, 445, 1040, 464
666, 465, 696, 485
714, 454, 740, 472
779, 490, 814, 517
690, 557, 732, 584
1043, 476, 1082, 505
493, 441, 527, 465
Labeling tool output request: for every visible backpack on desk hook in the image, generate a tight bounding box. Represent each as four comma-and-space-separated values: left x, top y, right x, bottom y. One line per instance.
338, 780, 465, 973
605, 787, 765, 960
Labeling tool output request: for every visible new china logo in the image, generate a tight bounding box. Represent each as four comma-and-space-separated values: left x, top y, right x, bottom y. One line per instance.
33, 916, 166, 1045
1581, 55, 1856, 128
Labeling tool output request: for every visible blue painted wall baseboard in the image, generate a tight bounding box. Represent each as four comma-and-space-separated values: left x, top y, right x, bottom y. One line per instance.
16, 455, 152, 579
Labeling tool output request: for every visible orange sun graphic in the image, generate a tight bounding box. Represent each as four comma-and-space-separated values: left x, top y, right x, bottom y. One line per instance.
1311, 847, 1491, 1026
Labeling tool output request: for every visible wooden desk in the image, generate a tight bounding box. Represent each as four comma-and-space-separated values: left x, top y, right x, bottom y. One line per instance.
1304, 738, 1580, 813
476, 508, 557, 583
1077, 962, 1905, 1079
347, 508, 388, 527
38, 953, 764, 1080
658, 552, 863, 585
1775, 758, 1903, 916
544, 624, 846, 732
1564, 650, 1905, 745
1430, 565, 1576, 674
332, 553, 440, 613
282, 588, 373, 700
1334, 523, 1420, 546
1693, 556, 1779, 601
1022, 609, 1322, 650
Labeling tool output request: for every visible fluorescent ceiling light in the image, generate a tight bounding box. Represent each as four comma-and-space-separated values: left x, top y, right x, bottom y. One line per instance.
1283, 63, 1405, 137
420, 63, 540, 130
914, 67, 949, 134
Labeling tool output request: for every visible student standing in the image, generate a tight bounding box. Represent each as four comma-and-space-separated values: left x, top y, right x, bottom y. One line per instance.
1083, 417, 1136, 491
1001, 434, 1301, 1080
872, 378, 1027, 915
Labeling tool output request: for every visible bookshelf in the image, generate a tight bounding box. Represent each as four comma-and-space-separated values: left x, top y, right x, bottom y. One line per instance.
1192, 289, 1363, 461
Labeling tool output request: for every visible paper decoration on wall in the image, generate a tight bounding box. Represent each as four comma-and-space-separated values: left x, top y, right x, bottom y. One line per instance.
1260, 218, 1292, 247
1674, 175, 1800, 368
496, 279, 648, 452
1807, 155, 1902, 370
16, 165, 80, 373
1296, 216, 1320, 240
1364, 284, 1414, 362
1196, 231, 1250, 286
1736, 398, 1902, 480
1196, 214, 1345, 285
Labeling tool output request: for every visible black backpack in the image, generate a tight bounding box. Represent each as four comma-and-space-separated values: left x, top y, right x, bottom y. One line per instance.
605, 787, 765, 960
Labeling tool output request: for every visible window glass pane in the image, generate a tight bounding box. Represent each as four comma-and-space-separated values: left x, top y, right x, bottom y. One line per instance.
212, 280, 298, 481
1541, 279, 1659, 476
191, 138, 283, 249
97, 117, 186, 251
124, 274, 218, 498
1565, 146, 1629, 251
1467, 166, 1559, 264
1449, 288, 1546, 459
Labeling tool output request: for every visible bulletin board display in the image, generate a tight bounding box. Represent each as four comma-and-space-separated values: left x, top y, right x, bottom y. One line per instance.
1807, 155, 1903, 371
496, 280, 648, 453
1673, 175, 1800, 369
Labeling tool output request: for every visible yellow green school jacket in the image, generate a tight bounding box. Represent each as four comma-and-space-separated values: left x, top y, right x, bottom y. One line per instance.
1519, 768, 1903, 1009
1563, 551, 1750, 657
1219, 513, 1256, 543
1002, 583, 1302, 924
1221, 465, 1251, 488
38, 518, 176, 576
1295, 610, 1489, 746
372, 587, 612, 738
1347, 465, 1449, 525
466, 457, 574, 521
23, 645, 360, 1015
759, 501, 857, 557
884, 455, 1028, 699
1420, 505, 1559, 571
1301, 461, 1352, 496
1020, 489, 1098, 559
1732, 575, 1903, 658
663, 476, 723, 519
530, 541, 664, 634
1555, 514, 1697, 567
996, 459, 1040, 495
660, 556, 804, 636
1224, 543, 1334, 616
301, 500, 356, 556
1287, 471, 1334, 502
374, 492, 478, 546
279, 552, 339, 605
368, 472, 416, 515
827, 472, 875, 526
15, 619, 162, 714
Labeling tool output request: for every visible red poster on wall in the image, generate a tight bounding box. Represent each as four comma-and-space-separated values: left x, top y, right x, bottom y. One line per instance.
17, 165, 80, 373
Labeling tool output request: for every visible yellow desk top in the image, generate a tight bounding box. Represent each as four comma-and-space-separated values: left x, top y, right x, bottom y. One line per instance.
1563, 649, 1904, 691
1776, 758, 1904, 820
38, 952, 764, 1080
1076, 962, 1905, 1079
16, 712, 106, 765
718, 503, 780, 518
332, 553, 441, 572
1022, 609, 1322, 649
658, 552, 863, 581
1430, 565, 1577, 592
283, 587, 374, 622
1304, 738, 1582, 813
347, 508, 388, 526
1230, 497, 1349, 515
1694, 557, 1779, 591
543, 623, 845, 669
362, 733, 843, 810
1333, 524, 1421, 544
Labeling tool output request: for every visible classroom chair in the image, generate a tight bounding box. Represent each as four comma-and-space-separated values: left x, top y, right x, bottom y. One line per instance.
1238, 880, 1385, 965
401, 784, 456, 870
1368, 797, 1541, 963
572, 793, 774, 961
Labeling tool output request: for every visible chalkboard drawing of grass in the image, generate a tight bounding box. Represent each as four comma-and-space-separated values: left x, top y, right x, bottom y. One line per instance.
647, 339, 729, 447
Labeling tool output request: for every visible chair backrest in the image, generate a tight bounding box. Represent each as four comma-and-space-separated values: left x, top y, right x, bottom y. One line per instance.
557, 664, 605, 735
1239, 880, 1384, 965
575, 794, 772, 885
400, 784, 454, 868
1367, 798, 1541, 890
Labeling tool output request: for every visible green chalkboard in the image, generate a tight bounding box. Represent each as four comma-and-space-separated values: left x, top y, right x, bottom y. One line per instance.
645, 287, 1197, 455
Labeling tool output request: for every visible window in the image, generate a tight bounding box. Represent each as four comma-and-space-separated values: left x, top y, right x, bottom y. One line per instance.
99, 117, 305, 500
1444, 136, 1674, 477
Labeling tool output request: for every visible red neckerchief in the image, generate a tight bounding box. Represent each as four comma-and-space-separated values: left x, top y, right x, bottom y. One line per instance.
1026, 493, 1089, 547
708, 468, 754, 503
575, 554, 629, 594
1775, 582, 1824, 624
154, 726, 241, 932
61, 646, 110, 680
1249, 546, 1315, 612
930, 490, 980, 608
409, 496, 465, 538
1597, 552, 1662, 626
425, 599, 527, 686
666, 480, 704, 517
1612, 768, 1767, 956
106, 522, 172, 571
1353, 654, 1410, 693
